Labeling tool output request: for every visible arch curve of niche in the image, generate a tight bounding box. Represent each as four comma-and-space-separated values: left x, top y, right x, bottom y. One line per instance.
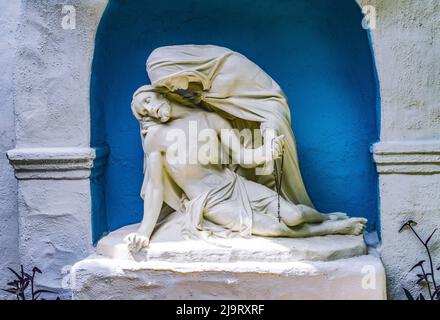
90, 0, 380, 243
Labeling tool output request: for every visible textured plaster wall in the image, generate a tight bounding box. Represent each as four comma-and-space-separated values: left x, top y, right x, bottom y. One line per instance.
0, 0, 20, 299
360, 0, 440, 299
380, 174, 440, 299
8, 0, 107, 298
360, 0, 440, 141
14, 0, 105, 149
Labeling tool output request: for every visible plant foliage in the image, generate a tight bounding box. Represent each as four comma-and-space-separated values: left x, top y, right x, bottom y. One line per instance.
400, 220, 439, 300
2, 265, 58, 300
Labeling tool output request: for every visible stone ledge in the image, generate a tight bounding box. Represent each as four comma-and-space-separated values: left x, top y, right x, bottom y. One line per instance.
372, 140, 440, 174
70, 253, 386, 300
7, 147, 108, 180
97, 223, 368, 263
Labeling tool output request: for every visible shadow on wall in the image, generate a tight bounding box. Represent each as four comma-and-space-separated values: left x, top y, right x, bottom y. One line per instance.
90, 0, 379, 243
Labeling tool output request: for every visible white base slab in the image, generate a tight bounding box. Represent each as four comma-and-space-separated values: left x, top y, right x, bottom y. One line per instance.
96, 223, 368, 262
71, 252, 386, 300
74, 223, 385, 300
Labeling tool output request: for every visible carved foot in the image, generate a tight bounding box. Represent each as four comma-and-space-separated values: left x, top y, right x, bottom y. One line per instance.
333, 218, 367, 236
124, 233, 150, 252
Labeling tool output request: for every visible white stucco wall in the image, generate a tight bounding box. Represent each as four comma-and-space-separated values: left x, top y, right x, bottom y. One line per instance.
13, 0, 105, 149
360, 0, 440, 299
0, 0, 20, 299
4, 0, 107, 299
361, 0, 440, 141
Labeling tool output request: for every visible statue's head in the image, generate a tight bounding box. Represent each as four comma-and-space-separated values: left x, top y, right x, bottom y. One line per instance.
131, 85, 171, 123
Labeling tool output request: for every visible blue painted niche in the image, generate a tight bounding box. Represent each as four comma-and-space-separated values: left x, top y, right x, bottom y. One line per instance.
90, 0, 379, 243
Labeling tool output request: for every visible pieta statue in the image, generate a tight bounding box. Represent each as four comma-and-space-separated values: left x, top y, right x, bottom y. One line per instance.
127, 45, 366, 251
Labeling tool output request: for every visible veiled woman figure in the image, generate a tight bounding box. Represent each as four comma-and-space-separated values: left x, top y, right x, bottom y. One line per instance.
146, 44, 313, 207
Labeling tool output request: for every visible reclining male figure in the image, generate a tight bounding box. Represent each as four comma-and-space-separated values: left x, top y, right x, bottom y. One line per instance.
127, 88, 367, 251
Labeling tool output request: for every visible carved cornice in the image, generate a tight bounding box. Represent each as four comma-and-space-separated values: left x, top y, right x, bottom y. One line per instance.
7, 147, 100, 180
372, 140, 440, 174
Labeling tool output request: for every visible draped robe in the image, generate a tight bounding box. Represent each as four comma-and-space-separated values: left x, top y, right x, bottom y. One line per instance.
145, 45, 313, 209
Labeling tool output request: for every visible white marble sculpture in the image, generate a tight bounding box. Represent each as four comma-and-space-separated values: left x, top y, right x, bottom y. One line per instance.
126, 45, 367, 251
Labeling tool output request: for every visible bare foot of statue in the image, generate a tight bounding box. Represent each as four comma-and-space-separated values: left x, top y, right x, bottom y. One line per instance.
283, 217, 367, 238
330, 218, 367, 236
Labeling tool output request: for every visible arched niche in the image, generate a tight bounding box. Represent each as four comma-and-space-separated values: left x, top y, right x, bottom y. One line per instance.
90, 0, 379, 242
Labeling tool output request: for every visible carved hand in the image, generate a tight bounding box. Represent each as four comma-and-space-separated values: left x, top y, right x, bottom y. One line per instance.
124, 232, 150, 252
270, 134, 285, 161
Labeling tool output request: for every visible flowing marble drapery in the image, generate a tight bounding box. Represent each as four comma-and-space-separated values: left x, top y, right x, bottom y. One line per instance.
146, 44, 313, 207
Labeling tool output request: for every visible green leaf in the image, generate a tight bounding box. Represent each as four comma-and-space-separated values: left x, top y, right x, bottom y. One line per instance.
399, 220, 418, 233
